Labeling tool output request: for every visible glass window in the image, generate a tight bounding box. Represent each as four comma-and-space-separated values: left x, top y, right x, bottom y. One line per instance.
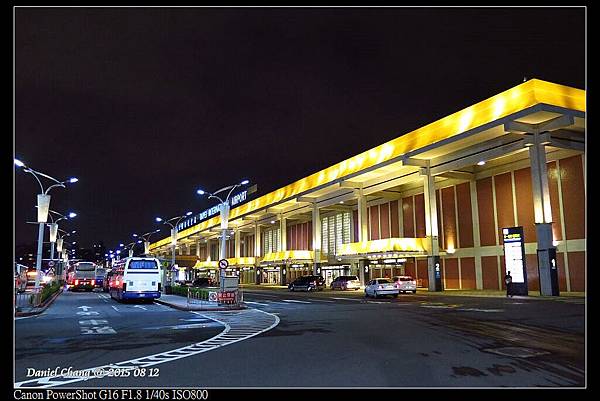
128, 259, 158, 269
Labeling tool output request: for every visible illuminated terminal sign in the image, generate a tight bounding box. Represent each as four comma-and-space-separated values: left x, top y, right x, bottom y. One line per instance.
178, 187, 254, 230
502, 226, 528, 295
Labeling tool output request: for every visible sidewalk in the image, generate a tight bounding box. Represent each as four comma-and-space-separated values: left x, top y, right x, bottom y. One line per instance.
15, 288, 63, 317
419, 289, 585, 300
240, 284, 585, 300
154, 294, 246, 311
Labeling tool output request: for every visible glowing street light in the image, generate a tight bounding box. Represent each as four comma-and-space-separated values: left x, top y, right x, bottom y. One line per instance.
155, 212, 193, 288
196, 179, 250, 290
15, 159, 78, 289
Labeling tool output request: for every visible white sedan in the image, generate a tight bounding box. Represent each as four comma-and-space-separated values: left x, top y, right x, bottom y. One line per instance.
364, 278, 399, 298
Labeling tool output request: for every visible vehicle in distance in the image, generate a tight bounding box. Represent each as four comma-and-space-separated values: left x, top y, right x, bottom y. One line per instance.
192, 277, 214, 287
67, 262, 96, 291
365, 278, 399, 298
109, 257, 162, 301
103, 269, 115, 292
95, 267, 106, 288
288, 275, 325, 292
25, 266, 40, 286
14, 264, 28, 293
392, 276, 417, 293
330, 275, 361, 290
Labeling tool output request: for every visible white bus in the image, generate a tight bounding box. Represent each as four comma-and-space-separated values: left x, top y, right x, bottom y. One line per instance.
109, 257, 162, 301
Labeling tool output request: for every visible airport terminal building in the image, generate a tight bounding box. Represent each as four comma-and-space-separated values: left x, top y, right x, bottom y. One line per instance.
148, 79, 585, 294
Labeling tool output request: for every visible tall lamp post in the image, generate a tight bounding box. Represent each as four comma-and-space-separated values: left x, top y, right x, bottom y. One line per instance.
47, 210, 77, 262
155, 212, 193, 287
196, 179, 249, 290
120, 240, 142, 257
15, 159, 78, 289
56, 229, 76, 282
133, 229, 161, 256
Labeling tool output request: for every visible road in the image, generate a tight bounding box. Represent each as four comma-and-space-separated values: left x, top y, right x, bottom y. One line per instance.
14, 287, 585, 387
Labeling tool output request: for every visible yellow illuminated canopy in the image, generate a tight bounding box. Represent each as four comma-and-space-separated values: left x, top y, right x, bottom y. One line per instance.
150, 79, 585, 251
261, 250, 326, 263
336, 238, 426, 256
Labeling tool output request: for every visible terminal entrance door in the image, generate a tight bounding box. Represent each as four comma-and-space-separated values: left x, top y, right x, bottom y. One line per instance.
264, 269, 280, 285
322, 266, 349, 286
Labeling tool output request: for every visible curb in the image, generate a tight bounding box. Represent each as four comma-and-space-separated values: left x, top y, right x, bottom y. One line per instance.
15, 287, 63, 317
154, 298, 247, 312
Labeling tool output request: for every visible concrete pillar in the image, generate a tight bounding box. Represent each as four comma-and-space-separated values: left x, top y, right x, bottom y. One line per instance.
312, 204, 321, 275
235, 230, 241, 259
279, 214, 287, 252
254, 223, 262, 285
185, 243, 191, 256
196, 241, 201, 257
528, 134, 557, 296
359, 259, 369, 286
470, 180, 483, 290
421, 166, 442, 291
357, 188, 369, 242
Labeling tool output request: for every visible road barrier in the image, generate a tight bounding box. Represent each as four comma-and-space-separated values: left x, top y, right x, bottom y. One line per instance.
14, 287, 42, 310
186, 287, 243, 309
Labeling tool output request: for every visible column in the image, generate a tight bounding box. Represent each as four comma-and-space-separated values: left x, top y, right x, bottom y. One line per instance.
356, 189, 369, 286
357, 188, 369, 242
312, 204, 321, 275
421, 166, 442, 291
470, 180, 483, 290
255, 223, 262, 284
235, 230, 241, 259
529, 133, 557, 296
279, 214, 287, 285
196, 240, 201, 257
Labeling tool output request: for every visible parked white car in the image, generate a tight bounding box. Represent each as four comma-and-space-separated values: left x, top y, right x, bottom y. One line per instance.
364, 278, 399, 298
392, 276, 417, 293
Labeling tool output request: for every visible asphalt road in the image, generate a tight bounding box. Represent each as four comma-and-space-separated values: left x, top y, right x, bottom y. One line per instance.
14, 287, 585, 388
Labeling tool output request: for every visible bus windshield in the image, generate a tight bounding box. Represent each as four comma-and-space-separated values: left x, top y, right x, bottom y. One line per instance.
128, 259, 158, 270
76, 263, 96, 271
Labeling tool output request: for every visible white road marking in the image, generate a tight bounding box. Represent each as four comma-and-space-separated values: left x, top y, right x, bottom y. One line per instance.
15, 308, 279, 388
244, 301, 269, 306
77, 306, 92, 311
330, 297, 361, 301
133, 305, 147, 310
281, 299, 311, 304
111, 306, 119, 312
308, 298, 334, 302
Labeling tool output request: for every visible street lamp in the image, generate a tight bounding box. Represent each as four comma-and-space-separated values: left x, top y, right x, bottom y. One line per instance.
47, 210, 77, 262
155, 212, 193, 288
56, 228, 76, 282
196, 179, 250, 290
120, 240, 143, 257
15, 159, 78, 289
133, 229, 161, 255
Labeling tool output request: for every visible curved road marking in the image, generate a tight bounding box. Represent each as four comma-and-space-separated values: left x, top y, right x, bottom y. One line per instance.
14, 308, 279, 388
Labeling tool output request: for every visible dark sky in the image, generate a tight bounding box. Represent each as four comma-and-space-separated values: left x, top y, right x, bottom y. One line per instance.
14, 7, 585, 251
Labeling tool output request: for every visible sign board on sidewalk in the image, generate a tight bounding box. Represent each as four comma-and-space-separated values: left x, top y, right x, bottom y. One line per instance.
502, 226, 528, 296
222, 276, 239, 291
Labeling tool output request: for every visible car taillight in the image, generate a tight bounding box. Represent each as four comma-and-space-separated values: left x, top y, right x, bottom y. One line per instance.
115, 280, 119, 286
412, 281, 416, 285
91, 280, 95, 285
75, 279, 79, 285
311, 281, 316, 285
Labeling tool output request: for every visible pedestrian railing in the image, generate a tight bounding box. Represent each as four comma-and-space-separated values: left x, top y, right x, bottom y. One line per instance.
14, 288, 42, 311
186, 287, 244, 309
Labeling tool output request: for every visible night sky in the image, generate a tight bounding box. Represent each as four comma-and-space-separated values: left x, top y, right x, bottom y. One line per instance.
14, 7, 585, 252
